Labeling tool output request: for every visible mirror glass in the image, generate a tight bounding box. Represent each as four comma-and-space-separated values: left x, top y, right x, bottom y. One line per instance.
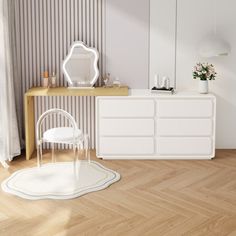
62, 41, 99, 88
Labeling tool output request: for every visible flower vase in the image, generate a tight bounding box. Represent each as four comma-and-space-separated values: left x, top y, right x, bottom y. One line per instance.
198, 80, 208, 94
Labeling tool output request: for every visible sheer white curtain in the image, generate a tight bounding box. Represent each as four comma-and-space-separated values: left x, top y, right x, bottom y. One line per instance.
0, 0, 20, 168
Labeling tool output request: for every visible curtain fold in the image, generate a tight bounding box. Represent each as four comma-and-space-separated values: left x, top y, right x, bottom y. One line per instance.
0, 0, 21, 168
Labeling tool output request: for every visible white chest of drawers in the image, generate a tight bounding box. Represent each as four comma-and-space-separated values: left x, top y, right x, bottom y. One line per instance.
96, 90, 216, 160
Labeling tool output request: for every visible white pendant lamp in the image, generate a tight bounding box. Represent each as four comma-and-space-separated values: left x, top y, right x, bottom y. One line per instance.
198, 1, 230, 58
198, 34, 230, 58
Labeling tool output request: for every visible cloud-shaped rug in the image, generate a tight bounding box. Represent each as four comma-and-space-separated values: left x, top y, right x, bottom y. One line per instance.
2, 161, 120, 200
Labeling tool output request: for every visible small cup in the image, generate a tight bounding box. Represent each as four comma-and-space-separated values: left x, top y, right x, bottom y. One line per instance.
113, 77, 121, 88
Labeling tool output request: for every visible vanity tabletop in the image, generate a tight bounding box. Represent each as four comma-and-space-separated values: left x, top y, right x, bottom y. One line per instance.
25, 86, 129, 97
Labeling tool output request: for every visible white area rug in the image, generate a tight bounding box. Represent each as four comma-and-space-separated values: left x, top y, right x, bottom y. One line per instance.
1, 161, 120, 200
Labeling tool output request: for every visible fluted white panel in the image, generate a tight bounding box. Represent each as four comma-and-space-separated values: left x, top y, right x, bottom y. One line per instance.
14, 0, 104, 149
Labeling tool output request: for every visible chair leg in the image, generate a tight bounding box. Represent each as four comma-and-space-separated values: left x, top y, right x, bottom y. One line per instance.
37, 141, 42, 168
73, 143, 77, 173
73, 143, 80, 179
76, 142, 80, 163
84, 134, 90, 163
40, 142, 43, 165
73, 143, 77, 163
51, 143, 56, 163
37, 143, 40, 168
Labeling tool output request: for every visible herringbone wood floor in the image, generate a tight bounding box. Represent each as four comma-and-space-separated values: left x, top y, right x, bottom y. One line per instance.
1, 150, 236, 236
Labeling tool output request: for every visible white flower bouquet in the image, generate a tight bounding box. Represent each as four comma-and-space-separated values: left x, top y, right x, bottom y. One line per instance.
193, 63, 217, 81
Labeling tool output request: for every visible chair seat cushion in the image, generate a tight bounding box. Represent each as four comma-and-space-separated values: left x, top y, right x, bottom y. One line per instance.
43, 127, 82, 144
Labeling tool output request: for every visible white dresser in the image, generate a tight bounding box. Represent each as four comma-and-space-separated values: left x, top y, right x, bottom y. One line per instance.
96, 90, 216, 160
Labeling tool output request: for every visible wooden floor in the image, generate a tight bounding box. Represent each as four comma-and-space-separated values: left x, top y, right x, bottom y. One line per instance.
1, 150, 236, 236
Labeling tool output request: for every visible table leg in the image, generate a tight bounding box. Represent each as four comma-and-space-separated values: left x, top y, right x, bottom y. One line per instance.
24, 95, 35, 160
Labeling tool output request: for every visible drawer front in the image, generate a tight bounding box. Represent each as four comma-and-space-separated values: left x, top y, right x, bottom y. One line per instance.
156, 99, 213, 118
100, 119, 154, 136
99, 137, 154, 155
98, 99, 155, 117
157, 137, 212, 156
157, 119, 213, 136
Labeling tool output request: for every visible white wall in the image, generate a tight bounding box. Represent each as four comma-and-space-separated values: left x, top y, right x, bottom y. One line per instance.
106, 0, 236, 148
105, 0, 149, 88
176, 0, 236, 148
150, 0, 176, 88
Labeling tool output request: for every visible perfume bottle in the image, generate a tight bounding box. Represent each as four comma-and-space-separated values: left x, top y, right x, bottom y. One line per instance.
103, 73, 111, 87
42, 71, 49, 87
113, 77, 121, 88
51, 72, 57, 88
165, 77, 170, 89
161, 76, 170, 89
154, 74, 160, 88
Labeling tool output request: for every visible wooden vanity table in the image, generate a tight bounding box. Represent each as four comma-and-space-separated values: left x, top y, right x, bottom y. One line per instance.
24, 86, 129, 160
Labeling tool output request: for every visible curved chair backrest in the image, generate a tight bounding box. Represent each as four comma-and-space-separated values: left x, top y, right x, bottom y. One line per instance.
36, 108, 78, 144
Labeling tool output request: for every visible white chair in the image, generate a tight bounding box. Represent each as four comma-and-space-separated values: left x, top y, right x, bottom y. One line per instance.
36, 108, 90, 168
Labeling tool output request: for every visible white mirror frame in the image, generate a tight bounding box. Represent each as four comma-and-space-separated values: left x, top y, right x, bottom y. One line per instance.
62, 41, 99, 88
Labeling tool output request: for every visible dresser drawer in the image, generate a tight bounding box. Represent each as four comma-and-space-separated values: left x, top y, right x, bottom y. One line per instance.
157, 119, 213, 136
98, 99, 155, 118
99, 137, 154, 155
99, 119, 154, 136
156, 137, 212, 156
156, 99, 213, 118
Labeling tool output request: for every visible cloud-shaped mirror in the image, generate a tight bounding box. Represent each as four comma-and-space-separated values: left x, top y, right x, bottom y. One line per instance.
62, 41, 99, 88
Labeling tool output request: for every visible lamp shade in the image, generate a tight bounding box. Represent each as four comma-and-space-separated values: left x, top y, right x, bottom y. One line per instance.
198, 34, 230, 58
